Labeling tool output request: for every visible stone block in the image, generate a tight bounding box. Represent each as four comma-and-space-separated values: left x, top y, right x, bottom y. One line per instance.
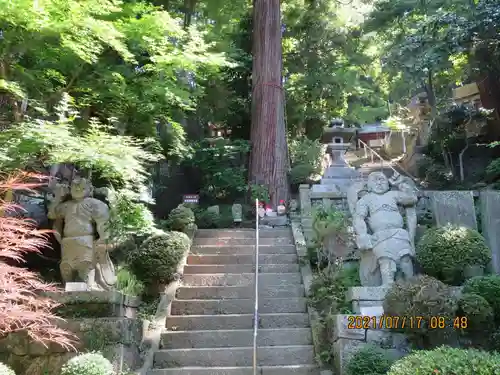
332, 338, 366, 375
480, 191, 500, 274
260, 216, 288, 227
65, 282, 88, 292
346, 286, 389, 313
331, 315, 365, 341
428, 190, 477, 229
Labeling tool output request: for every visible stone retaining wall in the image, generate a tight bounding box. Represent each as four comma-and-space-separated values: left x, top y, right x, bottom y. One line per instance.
0, 317, 144, 375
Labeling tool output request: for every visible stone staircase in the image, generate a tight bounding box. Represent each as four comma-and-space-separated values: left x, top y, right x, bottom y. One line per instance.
148, 228, 319, 375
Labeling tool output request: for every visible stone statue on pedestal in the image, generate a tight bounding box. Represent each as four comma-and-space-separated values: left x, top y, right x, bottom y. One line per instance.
347, 171, 418, 287
48, 177, 117, 291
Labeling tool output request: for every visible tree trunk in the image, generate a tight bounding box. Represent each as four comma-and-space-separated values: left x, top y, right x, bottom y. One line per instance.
250, 0, 290, 207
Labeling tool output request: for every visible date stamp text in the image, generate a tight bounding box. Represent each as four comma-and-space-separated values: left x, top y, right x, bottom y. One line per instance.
347, 315, 468, 330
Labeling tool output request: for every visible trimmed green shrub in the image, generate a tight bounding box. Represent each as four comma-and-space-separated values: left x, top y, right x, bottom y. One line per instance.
0, 363, 15, 375
194, 209, 220, 229
383, 275, 457, 349
128, 231, 190, 286
463, 275, 500, 323
416, 225, 491, 285
61, 352, 113, 375
490, 328, 500, 351
457, 293, 493, 329
387, 346, 500, 375
289, 164, 314, 184
346, 345, 394, 375
166, 204, 195, 232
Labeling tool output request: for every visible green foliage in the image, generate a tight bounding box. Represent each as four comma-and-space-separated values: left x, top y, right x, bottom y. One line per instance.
115, 267, 145, 297
309, 264, 360, 315
0, 96, 159, 189
289, 164, 315, 185
166, 204, 195, 232
249, 184, 270, 203
416, 225, 491, 285
387, 346, 500, 375
61, 352, 113, 375
186, 139, 249, 203
383, 275, 457, 349
486, 158, 500, 183
194, 208, 221, 229
127, 231, 190, 286
0, 363, 15, 375
0, 0, 228, 136
107, 189, 157, 244
288, 136, 324, 175
463, 276, 500, 323
456, 293, 493, 335
346, 345, 394, 375
312, 206, 351, 246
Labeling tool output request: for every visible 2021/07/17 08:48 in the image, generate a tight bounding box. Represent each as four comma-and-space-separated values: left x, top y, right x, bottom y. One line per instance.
347, 315, 469, 330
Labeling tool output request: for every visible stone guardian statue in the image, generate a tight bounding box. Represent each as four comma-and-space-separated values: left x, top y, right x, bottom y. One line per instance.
48, 177, 117, 290
347, 171, 418, 286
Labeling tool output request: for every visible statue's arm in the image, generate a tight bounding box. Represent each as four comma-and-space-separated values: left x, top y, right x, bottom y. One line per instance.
353, 199, 372, 250
91, 198, 111, 242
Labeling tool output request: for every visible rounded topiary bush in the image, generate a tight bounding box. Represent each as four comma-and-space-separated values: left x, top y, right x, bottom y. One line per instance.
0, 363, 15, 375
345, 345, 393, 375
167, 204, 195, 232
416, 224, 491, 285
61, 352, 113, 375
387, 346, 500, 375
289, 164, 314, 185
383, 275, 457, 348
463, 275, 500, 322
194, 209, 220, 229
456, 293, 493, 332
128, 231, 190, 286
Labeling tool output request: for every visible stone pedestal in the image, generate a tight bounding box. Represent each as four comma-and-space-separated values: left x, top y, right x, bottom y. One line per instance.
332, 312, 410, 375
346, 286, 390, 314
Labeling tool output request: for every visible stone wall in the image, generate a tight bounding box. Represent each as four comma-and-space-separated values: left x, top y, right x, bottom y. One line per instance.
0, 291, 145, 375
0, 318, 144, 375
331, 314, 410, 375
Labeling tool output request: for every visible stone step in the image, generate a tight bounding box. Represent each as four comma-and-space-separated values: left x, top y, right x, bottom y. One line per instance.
176, 285, 305, 300
160, 328, 313, 349
153, 345, 315, 368
182, 273, 302, 287
195, 229, 292, 238
170, 297, 307, 315
148, 365, 319, 375
183, 264, 299, 274
190, 245, 296, 255
193, 238, 294, 246
187, 254, 298, 265
166, 313, 310, 330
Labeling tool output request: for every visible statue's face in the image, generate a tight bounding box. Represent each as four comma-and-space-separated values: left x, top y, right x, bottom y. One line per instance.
70, 178, 90, 199
368, 172, 389, 194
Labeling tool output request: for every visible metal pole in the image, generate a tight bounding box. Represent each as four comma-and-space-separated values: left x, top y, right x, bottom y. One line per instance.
253, 198, 259, 375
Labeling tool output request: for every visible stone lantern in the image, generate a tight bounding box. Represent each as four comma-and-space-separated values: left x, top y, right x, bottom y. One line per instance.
311, 125, 362, 193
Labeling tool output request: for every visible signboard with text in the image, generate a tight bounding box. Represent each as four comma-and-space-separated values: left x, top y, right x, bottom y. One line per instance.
183, 194, 199, 204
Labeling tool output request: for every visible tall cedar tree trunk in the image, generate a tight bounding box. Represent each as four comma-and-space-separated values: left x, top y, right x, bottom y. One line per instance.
250, 0, 290, 207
